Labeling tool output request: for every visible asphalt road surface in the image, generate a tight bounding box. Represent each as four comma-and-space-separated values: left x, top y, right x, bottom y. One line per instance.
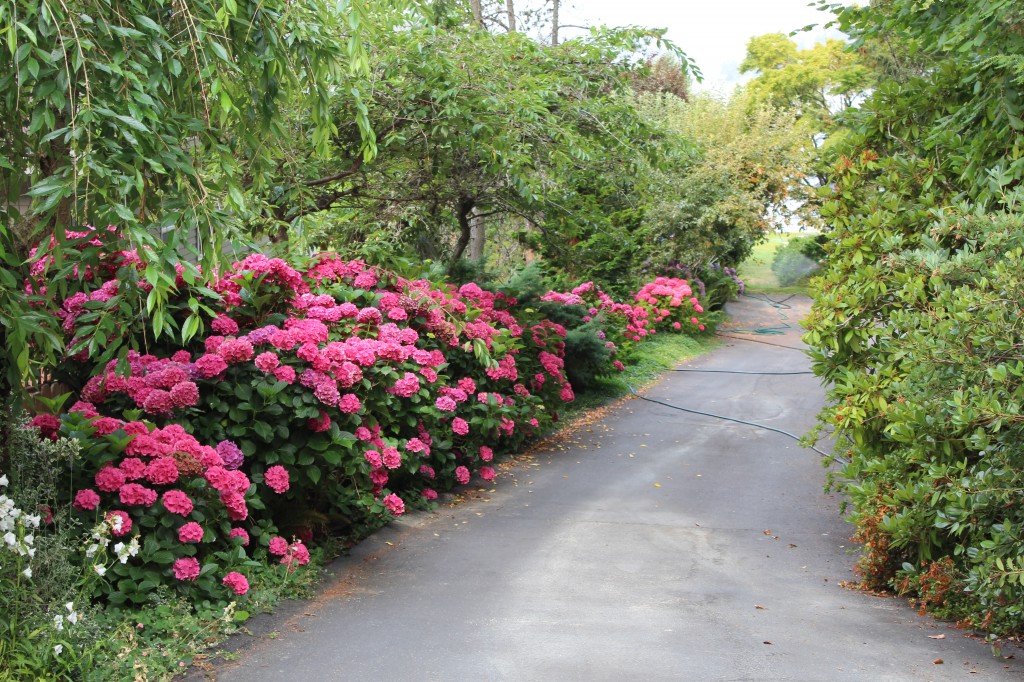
198, 295, 1024, 681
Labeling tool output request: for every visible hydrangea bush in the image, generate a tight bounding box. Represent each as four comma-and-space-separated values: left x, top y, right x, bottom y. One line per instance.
634, 276, 709, 333
21, 228, 721, 607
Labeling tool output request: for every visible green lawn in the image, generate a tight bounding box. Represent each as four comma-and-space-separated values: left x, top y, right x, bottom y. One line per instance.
738, 233, 815, 295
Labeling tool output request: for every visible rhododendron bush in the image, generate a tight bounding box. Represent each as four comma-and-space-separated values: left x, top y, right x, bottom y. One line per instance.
24, 228, 718, 604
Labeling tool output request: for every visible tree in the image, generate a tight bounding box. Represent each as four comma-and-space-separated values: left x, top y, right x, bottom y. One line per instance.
636, 89, 810, 268
261, 16, 691, 278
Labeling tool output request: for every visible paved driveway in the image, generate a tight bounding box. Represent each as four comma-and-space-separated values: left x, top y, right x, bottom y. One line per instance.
198, 296, 1023, 681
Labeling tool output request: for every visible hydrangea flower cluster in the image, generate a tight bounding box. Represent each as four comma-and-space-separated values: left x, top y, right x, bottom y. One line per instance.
634, 277, 708, 332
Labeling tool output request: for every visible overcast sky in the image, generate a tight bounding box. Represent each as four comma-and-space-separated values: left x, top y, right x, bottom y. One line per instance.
558, 0, 843, 92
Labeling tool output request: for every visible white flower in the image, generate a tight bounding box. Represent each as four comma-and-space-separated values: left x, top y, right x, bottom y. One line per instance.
126, 537, 140, 557
23, 533, 34, 546
27, 547, 35, 558
85, 543, 99, 558
22, 566, 32, 579
3, 531, 15, 547
94, 565, 107, 577
24, 515, 40, 529
114, 541, 132, 564
65, 602, 75, 612
108, 515, 123, 533
54, 614, 64, 631
0, 474, 8, 487
54, 644, 63, 657
67, 610, 78, 626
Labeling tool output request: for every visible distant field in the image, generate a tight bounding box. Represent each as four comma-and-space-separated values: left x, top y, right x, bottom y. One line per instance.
737, 233, 815, 294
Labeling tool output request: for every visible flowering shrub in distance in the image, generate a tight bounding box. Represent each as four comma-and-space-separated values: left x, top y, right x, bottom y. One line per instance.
634, 277, 708, 333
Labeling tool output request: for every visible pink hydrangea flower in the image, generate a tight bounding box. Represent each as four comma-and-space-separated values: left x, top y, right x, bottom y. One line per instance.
119, 483, 157, 507
479, 446, 493, 462
455, 466, 470, 485
228, 527, 250, 546
419, 465, 435, 479
254, 351, 281, 372
211, 315, 239, 335
264, 465, 290, 494
308, 411, 331, 432
338, 393, 361, 414
364, 449, 383, 469
404, 438, 427, 454
95, 466, 127, 492
220, 491, 248, 521
173, 557, 201, 581
145, 457, 179, 485
119, 457, 147, 481
73, 489, 101, 511
162, 490, 194, 516
268, 536, 289, 556
422, 488, 438, 501
28, 413, 60, 440
381, 448, 402, 470
479, 466, 496, 481
195, 354, 229, 378
273, 365, 297, 384
222, 571, 250, 595
451, 418, 469, 436
383, 493, 405, 516
169, 381, 200, 407
435, 396, 457, 412
178, 521, 205, 543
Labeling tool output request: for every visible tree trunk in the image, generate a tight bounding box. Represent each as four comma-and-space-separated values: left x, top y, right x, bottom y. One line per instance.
470, 0, 483, 25
449, 197, 475, 269
468, 211, 485, 261
551, 0, 559, 45
506, 0, 516, 32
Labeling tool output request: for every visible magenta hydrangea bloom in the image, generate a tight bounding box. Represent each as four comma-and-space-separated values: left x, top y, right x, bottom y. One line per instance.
381, 448, 401, 470
264, 465, 290, 494
162, 489, 194, 516
173, 557, 201, 581
178, 521, 205, 543
383, 493, 405, 516
95, 466, 127, 493
119, 483, 158, 507
422, 488, 438, 501
220, 491, 248, 521
222, 571, 250, 595
451, 418, 469, 436
228, 527, 250, 546
119, 457, 147, 481
145, 457, 179, 485
455, 466, 470, 485
169, 381, 200, 407
479, 446, 493, 462
73, 488, 101, 511
268, 536, 289, 556
479, 466, 496, 482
